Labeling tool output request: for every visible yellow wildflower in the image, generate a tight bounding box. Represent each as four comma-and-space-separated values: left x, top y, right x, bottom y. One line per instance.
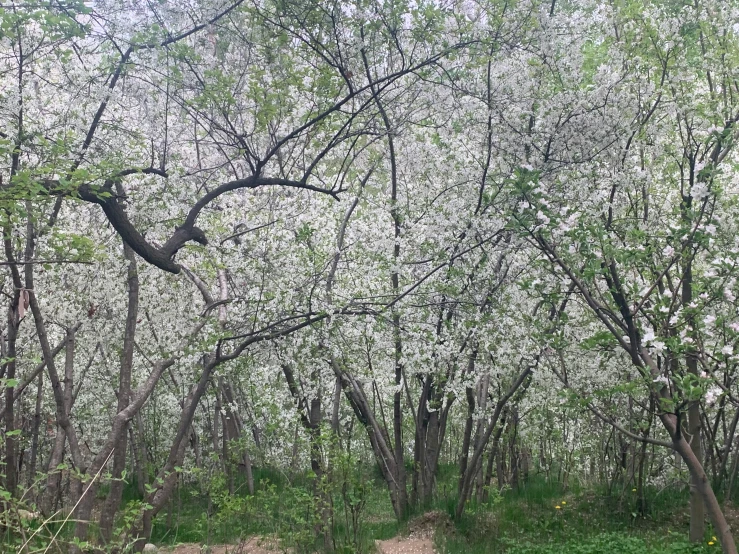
561, 501, 566, 505
555, 505, 561, 509
708, 541, 715, 546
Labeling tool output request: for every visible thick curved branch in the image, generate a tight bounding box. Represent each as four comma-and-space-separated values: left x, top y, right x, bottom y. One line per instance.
44, 172, 338, 274
181, 175, 339, 230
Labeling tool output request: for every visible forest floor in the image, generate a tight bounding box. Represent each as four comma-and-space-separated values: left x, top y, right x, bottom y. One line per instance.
160, 511, 442, 554
146, 468, 727, 554
163, 534, 437, 554
164, 537, 284, 554
372, 511, 441, 554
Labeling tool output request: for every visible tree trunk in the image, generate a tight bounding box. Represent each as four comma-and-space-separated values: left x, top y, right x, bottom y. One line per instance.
335, 366, 408, 520
132, 411, 148, 497
27, 370, 44, 486
662, 412, 735, 554
364, 43, 408, 520
221, 380, 254, 494
509, 407, 520, 491
281, 363, 332, 548
133, 358, 214, 550
412, 373, 451, 508
99, 242, 139, 543
458, 387, 475, 499
482, 414, 506, 502
473, 375, 491, 500
456, 364, 532, 519
41, 427, 66, 516
3, 288, 20, 497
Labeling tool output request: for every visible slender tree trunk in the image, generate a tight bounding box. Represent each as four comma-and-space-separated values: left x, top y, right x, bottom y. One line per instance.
391, 321, 408, 519
683, 258, 705, 542
662, 412, 735, 554
412, 370, 453, 509
363, 42, 408, 519
214, 385, 225, 473
220, 388, 234, 495
282, 362, 332, 548
99, 242, 139, 542
482, 414, 506, 502
41, 326, 80, 516
473, 375, 491, 500
332, 375, 342, 435
133, 411, 148, 497
27, 370, 44, 486
456, 365, 532, 519
3, 287, 20, 497
221, 380, 254, 494
41, 428, 66, 516
27, 285, 86, 478
335, 367, 406, 520
72, 353, 176, 548
310, 395, 333, 552
133, 358, 215, 550
458, 387, 475, 498
728, 446, 739, 501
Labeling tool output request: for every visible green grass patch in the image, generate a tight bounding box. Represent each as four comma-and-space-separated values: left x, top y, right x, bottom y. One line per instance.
144, 466, 724, 554
435, 474, 718, 554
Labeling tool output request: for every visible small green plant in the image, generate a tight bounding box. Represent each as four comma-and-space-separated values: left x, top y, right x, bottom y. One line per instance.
497, 533, 707, 554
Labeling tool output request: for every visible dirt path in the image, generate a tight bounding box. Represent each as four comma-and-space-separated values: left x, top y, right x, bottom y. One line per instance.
375, 510, 449, 554
375, 536, 436, 554
162, 538, 436, 554
165, 537, 436, 554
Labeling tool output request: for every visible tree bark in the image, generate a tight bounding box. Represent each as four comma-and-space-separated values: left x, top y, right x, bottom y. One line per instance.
99, 242, 139, 543
132, 358, 215, 550
683, 256, 705, 542
662, 412, 735, 554
456, 363, 532, 519
27, 370, 44, 487
3, 287, 20, 497
133, 411, 148, 497
40, 328, 79, 517
41, 427, 66, 516
334, 364, 408, 520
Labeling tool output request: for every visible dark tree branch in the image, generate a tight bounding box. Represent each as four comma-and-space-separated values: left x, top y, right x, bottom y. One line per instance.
42, 171, 337, 274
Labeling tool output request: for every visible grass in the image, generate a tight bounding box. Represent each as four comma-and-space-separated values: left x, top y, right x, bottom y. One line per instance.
434, 472, 715, 554
6, 461, 724, 553
149, 465, 401, 552
142, 463, 720, 553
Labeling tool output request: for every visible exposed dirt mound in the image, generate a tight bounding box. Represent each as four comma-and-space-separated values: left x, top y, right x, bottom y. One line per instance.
374, 511, 451, 554
407, 510, 453, 539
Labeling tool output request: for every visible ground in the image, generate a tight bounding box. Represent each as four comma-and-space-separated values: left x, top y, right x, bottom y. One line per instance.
147, 474, 723, 554
162, 535, 436, 554
163, 536, 285, 554
160, 512, 448, 554
374, 511, 447, 554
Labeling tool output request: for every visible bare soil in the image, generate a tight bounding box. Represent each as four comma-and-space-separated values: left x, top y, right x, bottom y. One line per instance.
374, 510, 450, 554
374, 536, 435, 554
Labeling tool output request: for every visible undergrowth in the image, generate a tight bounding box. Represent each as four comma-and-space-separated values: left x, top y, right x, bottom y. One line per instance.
139, 464, 720, 553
